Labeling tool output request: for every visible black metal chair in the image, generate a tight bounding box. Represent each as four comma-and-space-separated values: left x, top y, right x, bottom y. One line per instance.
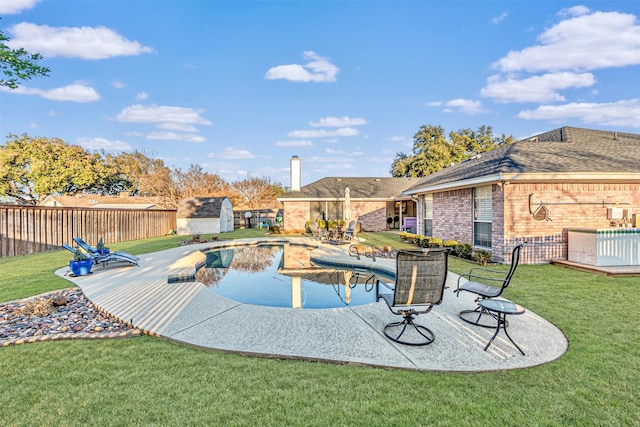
377, 249, 450, 346
455, 243, 525, 327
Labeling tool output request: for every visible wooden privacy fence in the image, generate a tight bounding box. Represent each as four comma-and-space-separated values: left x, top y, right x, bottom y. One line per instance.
0, 206, 177, 258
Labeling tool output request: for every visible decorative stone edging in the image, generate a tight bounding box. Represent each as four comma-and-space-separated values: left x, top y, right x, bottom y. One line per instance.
1, 288, 143, 348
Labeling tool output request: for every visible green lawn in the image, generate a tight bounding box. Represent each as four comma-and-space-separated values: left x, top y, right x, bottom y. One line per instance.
1, 232, 638, 426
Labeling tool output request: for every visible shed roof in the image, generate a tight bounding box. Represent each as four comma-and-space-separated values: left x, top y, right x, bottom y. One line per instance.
177, 197, 230, 218
405, 126, 640, 194
278, 177, 421, 201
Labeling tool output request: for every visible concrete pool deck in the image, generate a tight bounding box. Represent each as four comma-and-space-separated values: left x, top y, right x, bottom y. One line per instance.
56, 237, 568, 372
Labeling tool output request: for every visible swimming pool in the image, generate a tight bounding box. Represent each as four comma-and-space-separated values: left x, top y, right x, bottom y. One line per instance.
196, 244, 388, 309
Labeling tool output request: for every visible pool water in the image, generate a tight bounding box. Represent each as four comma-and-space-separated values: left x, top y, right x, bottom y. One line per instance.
197, 244, 387, 309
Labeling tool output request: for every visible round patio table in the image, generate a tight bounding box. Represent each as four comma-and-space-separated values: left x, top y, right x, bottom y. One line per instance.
479, 299, 526, 355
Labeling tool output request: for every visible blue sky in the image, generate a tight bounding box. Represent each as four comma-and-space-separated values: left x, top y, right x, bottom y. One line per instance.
1, 0, 639, 188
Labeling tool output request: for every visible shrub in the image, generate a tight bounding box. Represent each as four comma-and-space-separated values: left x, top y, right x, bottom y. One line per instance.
72, 246, 89, 261
453, 244, 473, 259
402, 232, 418, 244
443, 239, 459, 248
474, 250, 492, 266
427, 237, 443, 248
269, 225, 281, 234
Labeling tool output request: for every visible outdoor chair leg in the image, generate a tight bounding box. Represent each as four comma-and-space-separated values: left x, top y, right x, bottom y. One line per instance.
459, 304, 507, 328
383, 314, 435, 346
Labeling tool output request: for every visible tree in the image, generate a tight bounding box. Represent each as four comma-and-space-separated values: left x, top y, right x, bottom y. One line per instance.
390, 124, 514, 177
0, 134, 105, 204
1, 27, 50, 89
231, 176, 287, 210
174, 164, 231, 200
97, 150, 167, 196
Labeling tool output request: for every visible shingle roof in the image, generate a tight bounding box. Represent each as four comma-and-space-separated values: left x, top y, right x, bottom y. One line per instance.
177, 197, 230, 218
40, 194, 165, 209
278, 177, 421, 200
405, 127, 640, 193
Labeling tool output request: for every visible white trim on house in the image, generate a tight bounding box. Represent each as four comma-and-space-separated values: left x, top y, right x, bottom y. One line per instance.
404, 172, 640, 195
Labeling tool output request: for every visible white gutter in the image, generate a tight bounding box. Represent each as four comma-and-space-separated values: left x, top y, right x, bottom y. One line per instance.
276, 197, 394, 202
403, 172, 640, 195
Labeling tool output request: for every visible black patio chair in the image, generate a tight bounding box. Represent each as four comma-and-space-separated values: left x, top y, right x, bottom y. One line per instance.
377, 249, 450, 346
455, 243, 525, 327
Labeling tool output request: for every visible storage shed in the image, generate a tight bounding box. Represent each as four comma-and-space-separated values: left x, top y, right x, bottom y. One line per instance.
176, 197, 234, 235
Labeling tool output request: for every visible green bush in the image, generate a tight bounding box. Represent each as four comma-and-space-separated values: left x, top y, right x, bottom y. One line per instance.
269, 225, 281, 234
453, 244, 473, 259
474, 250, 492, 266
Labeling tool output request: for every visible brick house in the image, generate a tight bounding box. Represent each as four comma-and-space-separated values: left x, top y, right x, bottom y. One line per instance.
403, 127, 640, 264
277, 176, 421, 232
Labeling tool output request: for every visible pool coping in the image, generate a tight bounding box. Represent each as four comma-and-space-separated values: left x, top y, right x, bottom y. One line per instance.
56, 237, 568, 372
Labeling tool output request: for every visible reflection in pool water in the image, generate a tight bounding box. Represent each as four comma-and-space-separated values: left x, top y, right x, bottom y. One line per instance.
196, 244, 386, 309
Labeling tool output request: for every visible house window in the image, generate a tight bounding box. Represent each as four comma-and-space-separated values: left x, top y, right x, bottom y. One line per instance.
423, 194, 433, 236
473, 186, 492, 248
310, 201, 344, 221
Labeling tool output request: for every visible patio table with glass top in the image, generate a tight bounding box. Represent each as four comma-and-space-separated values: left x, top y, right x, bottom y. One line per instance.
479, 299, 526, 355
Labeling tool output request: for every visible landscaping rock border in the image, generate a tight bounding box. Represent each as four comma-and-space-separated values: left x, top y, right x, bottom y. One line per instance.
1, 288, 142, 347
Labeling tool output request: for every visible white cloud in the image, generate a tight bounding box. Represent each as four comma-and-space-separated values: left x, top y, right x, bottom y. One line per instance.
77, 137, 132, 151
275, 140, 313, 148
391, 136, 412, 147
3, 82, 100, 102
492, 10, 640, 73
518, 98, 640, 127
287, 127, 359, 138
111, 80, 126, 89
147, 132, 206, 143
481, 72, 596, 103
325, 148, 345, 154
443, 99, 487, 115
156, 123, 199, 132
209, 148, 256, 159
492, 12, 508, 24
6, 22, 154, 60
136, 92, 149, 100
558, 5, 591, 18
115, 104, 211, 143
116, 104, 212, 125
0, 0, 40, 14
265, 51, 339, 83
309, 116, 367, 127
425, 101, 442, 107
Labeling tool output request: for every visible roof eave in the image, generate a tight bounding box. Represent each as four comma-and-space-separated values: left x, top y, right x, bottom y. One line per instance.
403, 172, 640, 194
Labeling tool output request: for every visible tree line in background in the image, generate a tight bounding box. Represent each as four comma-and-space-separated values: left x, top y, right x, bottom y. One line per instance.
391, 124, 514, 177
0, 134, 287, 209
